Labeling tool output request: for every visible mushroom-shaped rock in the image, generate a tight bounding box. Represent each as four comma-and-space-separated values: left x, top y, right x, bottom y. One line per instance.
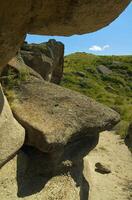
8, 79, 120, 161
0, 86, 25, 168
0, 0, 131, 67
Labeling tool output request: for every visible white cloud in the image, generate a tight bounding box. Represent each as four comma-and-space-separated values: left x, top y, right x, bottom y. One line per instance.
89, 45, 110, 52
89, 45, 102, 51
103, 45, 110, 50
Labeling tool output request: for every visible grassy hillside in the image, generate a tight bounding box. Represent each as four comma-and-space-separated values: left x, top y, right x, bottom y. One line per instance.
61, 52, 132, 138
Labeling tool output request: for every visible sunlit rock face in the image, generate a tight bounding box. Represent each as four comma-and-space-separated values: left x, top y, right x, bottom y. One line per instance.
0, 86, 25, 168
21, 39, 64, 84
0, 0, 131, 67
3, 77, 120, 160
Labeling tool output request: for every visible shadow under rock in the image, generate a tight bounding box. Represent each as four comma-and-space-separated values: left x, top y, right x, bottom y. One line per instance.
17, 146, 53, 197
70, 160, 90, 200
55, 158, 90, 200
0, 86, 4, 114
59, 133, 99, 200
80, 175, 90, 200
17, 145, 90, 199
17, 132, 98, 198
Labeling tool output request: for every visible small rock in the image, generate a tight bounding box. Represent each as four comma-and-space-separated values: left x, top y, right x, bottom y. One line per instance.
95, 162, 111, 174
97, 65, 112, 75
74, 71, 85, 77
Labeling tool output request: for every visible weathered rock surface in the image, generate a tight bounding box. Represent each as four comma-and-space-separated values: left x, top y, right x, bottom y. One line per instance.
0, 1, 29, 68
0, 1, 131, 67
1, 52, 43, 81
0, 148, 89, 200
0, 86, 25, 168
84, 131, 132, 200
27, 0, 131, 36
21, 39, 64, 84
5, 78, 120, 163
97, 65, 112, 75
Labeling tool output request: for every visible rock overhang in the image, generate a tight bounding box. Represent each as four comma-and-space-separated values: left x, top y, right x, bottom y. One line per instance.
0, 0, 131, 67
27, 0, 131, 36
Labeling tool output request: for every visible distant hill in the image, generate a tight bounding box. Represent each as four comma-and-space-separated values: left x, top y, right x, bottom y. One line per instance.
61, 52, 132, 138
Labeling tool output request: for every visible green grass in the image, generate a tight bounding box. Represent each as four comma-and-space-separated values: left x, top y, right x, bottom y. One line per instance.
1, 66, 30, 105
61, 52, 132, 138
4, 67, 30, 89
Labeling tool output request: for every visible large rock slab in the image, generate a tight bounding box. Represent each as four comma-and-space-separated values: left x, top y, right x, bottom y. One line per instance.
84, 131, 132, 200
7, 79, 120, 162
0, 86, 25, 168
21, 39, 64, 84
0, 1, 130, 67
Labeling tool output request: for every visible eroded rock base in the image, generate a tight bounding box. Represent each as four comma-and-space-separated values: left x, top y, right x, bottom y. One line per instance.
0, 146, 89, 200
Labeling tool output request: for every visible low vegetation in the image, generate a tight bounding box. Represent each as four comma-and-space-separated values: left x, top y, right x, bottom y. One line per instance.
61, 52, 132, 138
0, 66, 30, 105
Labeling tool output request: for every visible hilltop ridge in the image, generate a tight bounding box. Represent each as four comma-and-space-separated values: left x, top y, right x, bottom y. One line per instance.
61, 52, 132, 138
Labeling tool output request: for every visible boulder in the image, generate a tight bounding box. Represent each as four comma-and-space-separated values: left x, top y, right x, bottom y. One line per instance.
21, 39, 64, 84
97, 65, 112, 75
1, 52, 43, 81
0, 85, 25, 168
0, 1, 130, 67
95, 162, 111, 174
4, 78, 120, 163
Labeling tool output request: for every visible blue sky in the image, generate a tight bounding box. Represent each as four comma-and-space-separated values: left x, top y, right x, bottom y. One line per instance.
26, 2, 132, 55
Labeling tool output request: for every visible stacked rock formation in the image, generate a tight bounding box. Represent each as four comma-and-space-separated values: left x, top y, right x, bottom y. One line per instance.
0, 1, 131, 199
0, 61, 120, 199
